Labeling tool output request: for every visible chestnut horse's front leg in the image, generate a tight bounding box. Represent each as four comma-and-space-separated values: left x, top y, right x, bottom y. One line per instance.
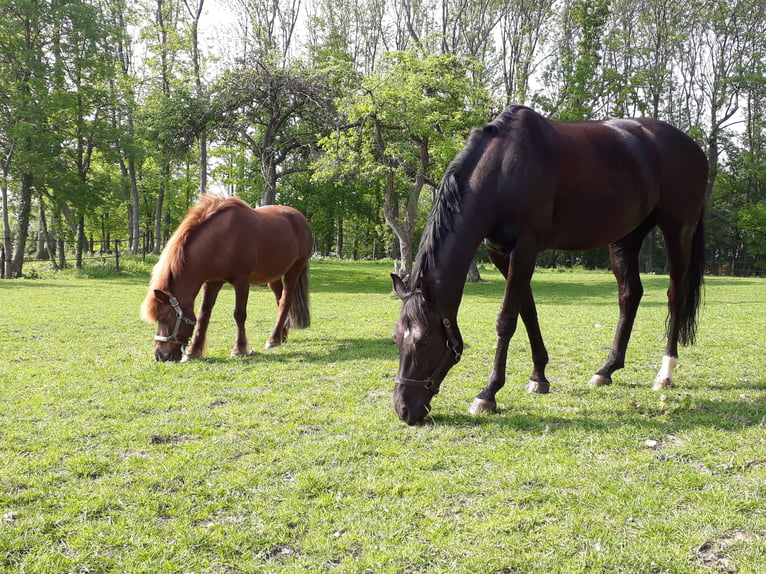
186, 280, 224, 360
231, 277, 252, 356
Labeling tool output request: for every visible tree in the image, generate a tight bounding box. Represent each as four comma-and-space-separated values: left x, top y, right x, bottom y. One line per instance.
500, 0, 555, 106
316, 51, 491, 278
215, 56, 331, 206
540, 0, 611, 120
0, 0, 54, 277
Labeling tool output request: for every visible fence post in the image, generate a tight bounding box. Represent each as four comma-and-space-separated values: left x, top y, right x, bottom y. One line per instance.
114, 239, 120, 272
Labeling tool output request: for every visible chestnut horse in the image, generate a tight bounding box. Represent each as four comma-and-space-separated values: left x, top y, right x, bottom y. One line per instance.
392, 106, 708, 424
141, 195, 312, 362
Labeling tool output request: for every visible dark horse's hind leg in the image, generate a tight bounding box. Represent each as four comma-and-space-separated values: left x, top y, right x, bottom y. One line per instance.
186, 280, 224, 360
652, 221, 700, 390
470, 242, 544, 415
589, 222, 652, 387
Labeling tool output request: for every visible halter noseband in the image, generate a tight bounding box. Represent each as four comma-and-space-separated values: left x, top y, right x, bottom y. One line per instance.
154, 293, 196, 348
395, 317, 462, 396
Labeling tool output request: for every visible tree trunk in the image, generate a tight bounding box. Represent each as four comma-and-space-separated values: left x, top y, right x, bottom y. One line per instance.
10, 173, 34, 278
466, 259, 482, 282
128, 156, 140, 255
75, 215, 84, 269
2, 166, 13, 279
261, 149, 278, 205
336, 217, 343, 258
153, 166, 168, 254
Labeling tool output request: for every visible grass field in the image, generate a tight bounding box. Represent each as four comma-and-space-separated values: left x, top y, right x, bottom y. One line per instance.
1, 259, 764, 573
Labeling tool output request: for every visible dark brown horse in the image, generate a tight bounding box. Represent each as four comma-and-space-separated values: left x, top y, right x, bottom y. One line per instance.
141, 194, 312, 362
392, 106, 708, 424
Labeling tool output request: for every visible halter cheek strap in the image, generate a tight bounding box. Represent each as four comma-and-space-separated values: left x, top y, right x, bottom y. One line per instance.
154, 293, 196, 348
395, 317, 462, 396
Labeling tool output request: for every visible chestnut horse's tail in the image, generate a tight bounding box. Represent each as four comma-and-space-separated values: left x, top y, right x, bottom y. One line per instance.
679, 212, 705, 346
287, 263, 311, 329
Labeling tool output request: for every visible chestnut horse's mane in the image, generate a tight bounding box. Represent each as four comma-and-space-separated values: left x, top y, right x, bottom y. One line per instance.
140, 194, 249, 322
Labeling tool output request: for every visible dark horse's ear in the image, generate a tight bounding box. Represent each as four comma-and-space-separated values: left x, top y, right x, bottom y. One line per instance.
391, 274, 409, 300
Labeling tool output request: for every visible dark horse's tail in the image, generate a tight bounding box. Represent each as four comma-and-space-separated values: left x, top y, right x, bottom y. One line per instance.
679, 212, 705, 346
287, 263, 311, 329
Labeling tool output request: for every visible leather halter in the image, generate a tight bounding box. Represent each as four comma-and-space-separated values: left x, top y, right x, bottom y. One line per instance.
395, 317, 462, 396
154, 293, 196, 349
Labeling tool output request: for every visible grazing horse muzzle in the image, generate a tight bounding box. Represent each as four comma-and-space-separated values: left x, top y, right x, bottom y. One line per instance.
154, 293, 196, 362
393, 318, 462, 425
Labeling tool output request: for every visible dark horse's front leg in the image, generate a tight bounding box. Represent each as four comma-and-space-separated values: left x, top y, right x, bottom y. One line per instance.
471, 243, 548, 415
186, 280, 224, 360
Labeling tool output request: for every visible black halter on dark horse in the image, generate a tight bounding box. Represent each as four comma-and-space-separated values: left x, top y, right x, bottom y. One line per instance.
392, 105, 708, 425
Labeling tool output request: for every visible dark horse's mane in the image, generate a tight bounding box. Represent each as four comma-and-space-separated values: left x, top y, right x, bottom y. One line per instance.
140, 194, 249, 322
410, 106, 524, 288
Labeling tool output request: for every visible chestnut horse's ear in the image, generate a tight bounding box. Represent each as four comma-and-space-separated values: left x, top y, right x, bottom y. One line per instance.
391, 273, 409, 300
154, 289, 171, 304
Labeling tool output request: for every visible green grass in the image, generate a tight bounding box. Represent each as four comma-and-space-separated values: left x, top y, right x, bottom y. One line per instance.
1, 260, 764, 573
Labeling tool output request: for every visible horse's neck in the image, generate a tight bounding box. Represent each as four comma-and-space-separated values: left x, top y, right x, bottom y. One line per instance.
428, 213, 489, 317
169, 265, 204, 304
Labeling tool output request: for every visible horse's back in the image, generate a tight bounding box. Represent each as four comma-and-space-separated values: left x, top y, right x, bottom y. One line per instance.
186, 201, 312, 284
483, 108, 707, 250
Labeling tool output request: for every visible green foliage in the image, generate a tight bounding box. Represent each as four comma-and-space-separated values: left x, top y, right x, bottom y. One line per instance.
0, 261, 765, 572
317, 51, 491, 186
1, 0, 766, 276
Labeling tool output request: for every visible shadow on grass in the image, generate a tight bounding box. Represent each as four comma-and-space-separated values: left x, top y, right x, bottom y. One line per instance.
196, 336, 396, 364
426, 384, 766, 434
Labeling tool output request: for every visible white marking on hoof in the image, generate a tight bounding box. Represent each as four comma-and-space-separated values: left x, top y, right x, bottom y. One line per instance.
232, 347, 252, 356
653, 355, 678, 391
589, 374, 612, 387
526, 380, 550, 394
180, 354, 190, 363
469, 398, 497, 415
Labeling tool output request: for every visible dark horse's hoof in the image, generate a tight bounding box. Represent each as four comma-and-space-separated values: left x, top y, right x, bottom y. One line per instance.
469, 398, 497, 415
526, 379, 550, 394
589, 374, 612, 387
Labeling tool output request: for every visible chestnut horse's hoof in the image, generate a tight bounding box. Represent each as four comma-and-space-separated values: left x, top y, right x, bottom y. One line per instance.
526, 379, 550, 394
231, 348, 252, 357
589, 374, 612, 387
469, 398, 497, 415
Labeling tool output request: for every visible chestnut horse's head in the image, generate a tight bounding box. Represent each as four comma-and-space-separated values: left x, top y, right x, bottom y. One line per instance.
144, 290, 197, 362
391, 274, 463, 425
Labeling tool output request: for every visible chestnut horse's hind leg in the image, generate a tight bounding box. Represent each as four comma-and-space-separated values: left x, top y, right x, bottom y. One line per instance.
589, 222, 651, 387
265, 266, 300, 349
267, 279, 289, 345
231, 276, 252, 356
470, 242, 539, 415
186, 280, 224, 360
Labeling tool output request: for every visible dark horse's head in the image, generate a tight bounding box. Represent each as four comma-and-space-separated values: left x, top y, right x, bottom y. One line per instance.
142, 289, 197, 362
391, 274, 463, 425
